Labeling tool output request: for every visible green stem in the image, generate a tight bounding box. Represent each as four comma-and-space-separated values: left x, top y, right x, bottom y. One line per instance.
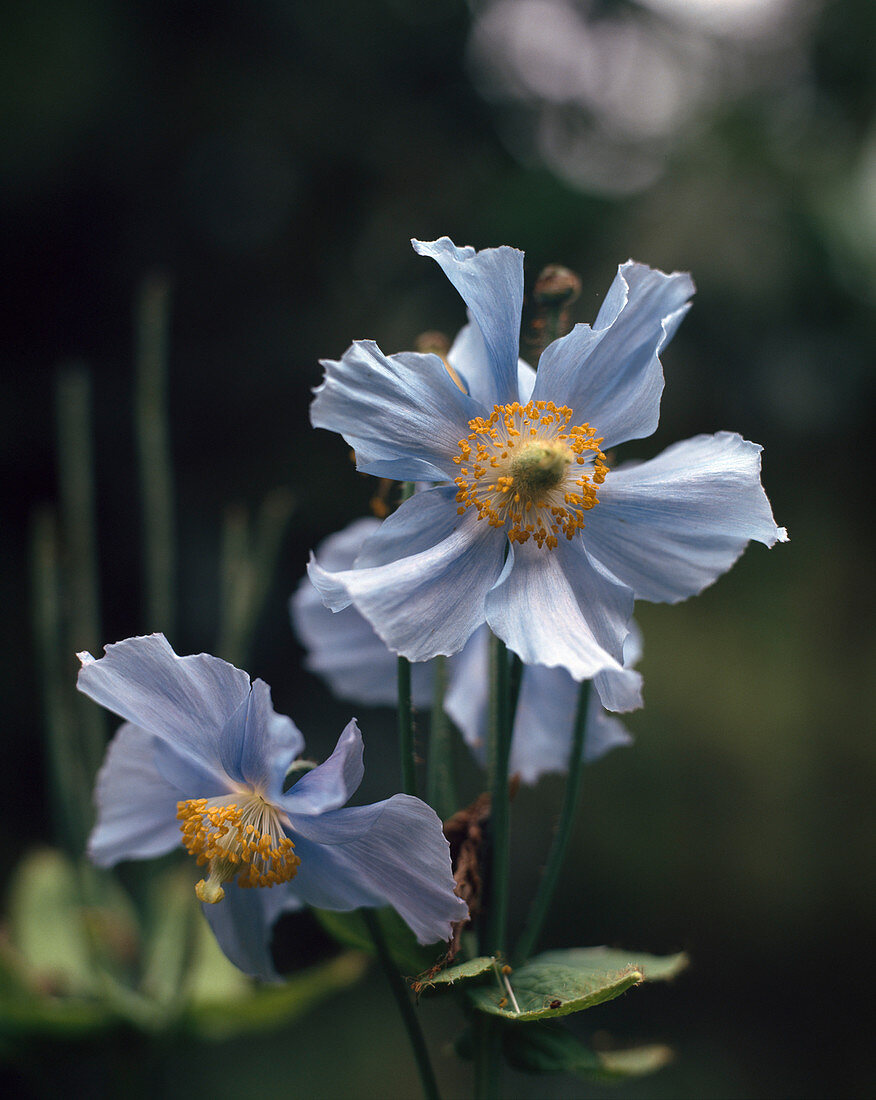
485, 632, 512, 954
135, 274, 176, 636
473, 1012, 502, 1100
427, 655, 457, 820
56, 365, 105, 781
514, 679, 592, 963
363, 910, 441, 1100
398, 655, 417, 797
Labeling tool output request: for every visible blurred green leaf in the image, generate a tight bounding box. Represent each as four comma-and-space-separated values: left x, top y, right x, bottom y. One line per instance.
470, 947, 687, 1021
6, 848, 98, 997
314, 907, 436, 975
185, 952, 369, 1041
503, 1020, 673, 1080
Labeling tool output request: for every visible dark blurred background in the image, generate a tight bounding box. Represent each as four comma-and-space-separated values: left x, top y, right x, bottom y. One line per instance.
2, 1, 874, 1097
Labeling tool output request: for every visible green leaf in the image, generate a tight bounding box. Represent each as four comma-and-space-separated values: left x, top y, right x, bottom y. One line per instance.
5, 848, 97, 997
503, 1020, 673, 1080
314, 907, 436, 975
470, 947, 687, 1021
185, 952, 368, 1040
415, 956, 496, 992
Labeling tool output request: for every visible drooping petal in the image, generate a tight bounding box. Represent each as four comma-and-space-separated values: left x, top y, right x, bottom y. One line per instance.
311, 341, 483, 482
309, 487, 507, 662
582, 697, 634, 764
593, 621, 644, 713
585, 432, 789, 603
282, 719, 364, 816
447, 320, 536, 407
413, 237, 524, 406
443, 626, 490, 760
202, 882, 301, 981
77, 634, 249, 781
286, 795, 468, 945
88, 723, 187, 867
532, 261, 694, 449
292, 520, 433, 708
485, 539, 633, 680
508, 665, 582, 782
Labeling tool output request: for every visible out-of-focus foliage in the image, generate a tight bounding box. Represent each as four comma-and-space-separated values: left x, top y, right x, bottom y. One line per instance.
2, 0, 873, 1097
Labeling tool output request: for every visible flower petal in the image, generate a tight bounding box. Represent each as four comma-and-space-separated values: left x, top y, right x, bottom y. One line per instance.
87, 723, 187, 867
443, 626, 490, 762
485, 539, 633, 680
292, 520, 434, 708
447, 320, 536, 407
283, 719, 364, 816
237, 680, 305, 799
311, 340, 483, 481
582, 698, 634, 764
413, 237, 524, 406
77, 634, 250, 781
308, 487, 507, 662
286, 795, 468, 944
586, 432, 789, 603
532, 261, 694, 449
202, 883, 301, 981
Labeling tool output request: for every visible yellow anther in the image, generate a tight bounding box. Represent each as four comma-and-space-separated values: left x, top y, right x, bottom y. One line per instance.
451, 400, 607, 549
177, 791, 301, 903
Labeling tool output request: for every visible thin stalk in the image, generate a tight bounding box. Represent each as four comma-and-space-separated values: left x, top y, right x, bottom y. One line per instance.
514, 679, 592, 963
363, 910, 441, 1100
473, 1012, 502, 1100
427, 655, 457, 820
135, 273, 175, 635
30, 507, 88, 851
485, 632, 512, 954
398, 656, 417, 797
55, 364, 105, 780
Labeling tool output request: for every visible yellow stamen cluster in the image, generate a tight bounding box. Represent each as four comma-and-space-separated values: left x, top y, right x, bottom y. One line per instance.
177, 792, 300, 904
453, 400, 608, 550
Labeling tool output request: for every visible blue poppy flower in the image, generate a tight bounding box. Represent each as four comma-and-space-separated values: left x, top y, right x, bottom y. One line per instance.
309, 237, 787, 679
78, 634, 467, 979
294, 519, 639, 785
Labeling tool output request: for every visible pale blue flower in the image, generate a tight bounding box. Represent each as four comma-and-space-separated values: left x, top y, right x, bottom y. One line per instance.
309, 237, 787, 679
78, 634, 467, 980
294, 519, 640, 785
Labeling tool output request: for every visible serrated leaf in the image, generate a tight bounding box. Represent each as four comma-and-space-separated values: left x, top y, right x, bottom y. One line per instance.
470, 947, 687, 1021
185, 952, 368, 1040
314, 907, 435, 975
416, 956, 496, 992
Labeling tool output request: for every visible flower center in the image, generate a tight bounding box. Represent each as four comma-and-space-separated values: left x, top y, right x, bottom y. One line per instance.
453, 401, 608, 550
177, 791, 301, 904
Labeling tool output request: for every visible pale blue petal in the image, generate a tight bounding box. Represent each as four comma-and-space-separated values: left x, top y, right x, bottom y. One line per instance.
532, 262, 694, 449
413, 238, 524, 407
286, 795, 467, 944
309, 487, 507, 662
239, 681, 305, 800
443, 626, 490, 763
485, 539, 633, 680
593, 621, 644, 713
202, 884, 302, 981
292, 520, 433, 708
311, 341, 483, 481
447, 319, 535, 407
509, 665, 581, 782
582, 697, 634, 764
586, 432, 789, 603
88, 723, 187, 867
283, 719, 364, 815
77, 634, 249, 781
